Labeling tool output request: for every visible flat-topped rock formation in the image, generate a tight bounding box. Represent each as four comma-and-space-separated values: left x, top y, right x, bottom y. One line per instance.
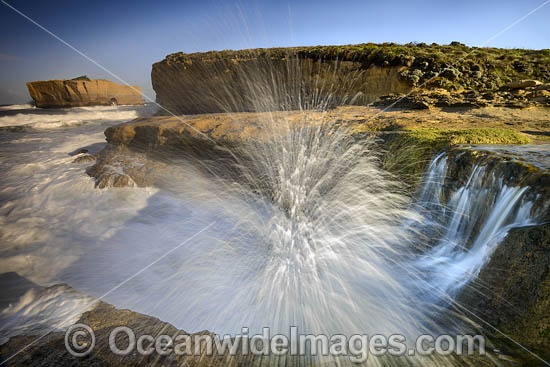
26, 76, 144, 108
152, 49, 411, 114
151, 43, 550, 114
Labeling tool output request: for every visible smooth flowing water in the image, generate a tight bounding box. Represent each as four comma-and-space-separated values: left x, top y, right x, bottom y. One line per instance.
415, 154, 536, 300
0, 104, 544, 364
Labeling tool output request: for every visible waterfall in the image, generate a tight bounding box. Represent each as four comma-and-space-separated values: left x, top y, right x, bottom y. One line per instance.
414, 151, 536, 300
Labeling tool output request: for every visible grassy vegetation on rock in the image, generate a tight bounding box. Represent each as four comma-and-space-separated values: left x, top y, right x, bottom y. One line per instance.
164, 42, 550, 92
383, 128, 531, 186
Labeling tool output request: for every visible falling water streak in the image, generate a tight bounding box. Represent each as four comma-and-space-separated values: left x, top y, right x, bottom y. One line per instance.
414, 154, 536, 301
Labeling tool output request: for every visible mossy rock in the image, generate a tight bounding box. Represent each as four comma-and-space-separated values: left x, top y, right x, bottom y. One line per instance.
382, 128, 531, 187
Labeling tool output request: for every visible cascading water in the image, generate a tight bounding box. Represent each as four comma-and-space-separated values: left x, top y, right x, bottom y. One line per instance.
414, 153, 536, 301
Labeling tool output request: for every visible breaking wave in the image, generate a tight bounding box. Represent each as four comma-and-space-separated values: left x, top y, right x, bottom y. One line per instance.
0, 104, 156, 129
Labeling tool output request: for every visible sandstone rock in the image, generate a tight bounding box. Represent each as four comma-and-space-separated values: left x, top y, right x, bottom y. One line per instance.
480, 92, 494, 101
530, 90, 550, 103
72, 154, 96, 163
95, 172, 136, 188
26, 78, 144, 108
503, 79, 542, 90
513, 88, 528, 96
86, 104, 550, 191
86, 145, 168, 188
149, 44, 550, 114
374, 89, 491, 109
151, 49, 412, 114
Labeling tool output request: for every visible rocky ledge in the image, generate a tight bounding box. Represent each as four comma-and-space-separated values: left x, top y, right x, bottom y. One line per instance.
26, 76, 144, 108
0, 284, 221, 367
83, 106, 550, 189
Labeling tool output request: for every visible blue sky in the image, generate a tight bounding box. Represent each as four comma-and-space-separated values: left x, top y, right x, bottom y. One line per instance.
1, 0, 549, 104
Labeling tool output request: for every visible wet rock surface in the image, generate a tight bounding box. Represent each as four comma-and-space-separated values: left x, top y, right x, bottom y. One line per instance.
0, 285, 513, 366
86, 145, 168, 188
0, 285, 214, 367
442, 147, 550, 210
456, 224, 550, 363
72, 154, 96, 164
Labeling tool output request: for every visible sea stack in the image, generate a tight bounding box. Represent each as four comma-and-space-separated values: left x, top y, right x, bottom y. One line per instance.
26, 76, 144, 108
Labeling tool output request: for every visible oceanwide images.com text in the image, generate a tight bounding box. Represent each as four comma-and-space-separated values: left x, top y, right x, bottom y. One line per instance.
65, 324, 486, 362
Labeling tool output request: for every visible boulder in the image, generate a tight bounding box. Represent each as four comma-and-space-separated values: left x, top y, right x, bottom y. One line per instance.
26, 78, 144, 108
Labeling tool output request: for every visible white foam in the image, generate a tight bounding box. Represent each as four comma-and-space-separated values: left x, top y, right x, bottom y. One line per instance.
0, 285, 97, 344
0, 104, 35, 111
0, 105, 156, 128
